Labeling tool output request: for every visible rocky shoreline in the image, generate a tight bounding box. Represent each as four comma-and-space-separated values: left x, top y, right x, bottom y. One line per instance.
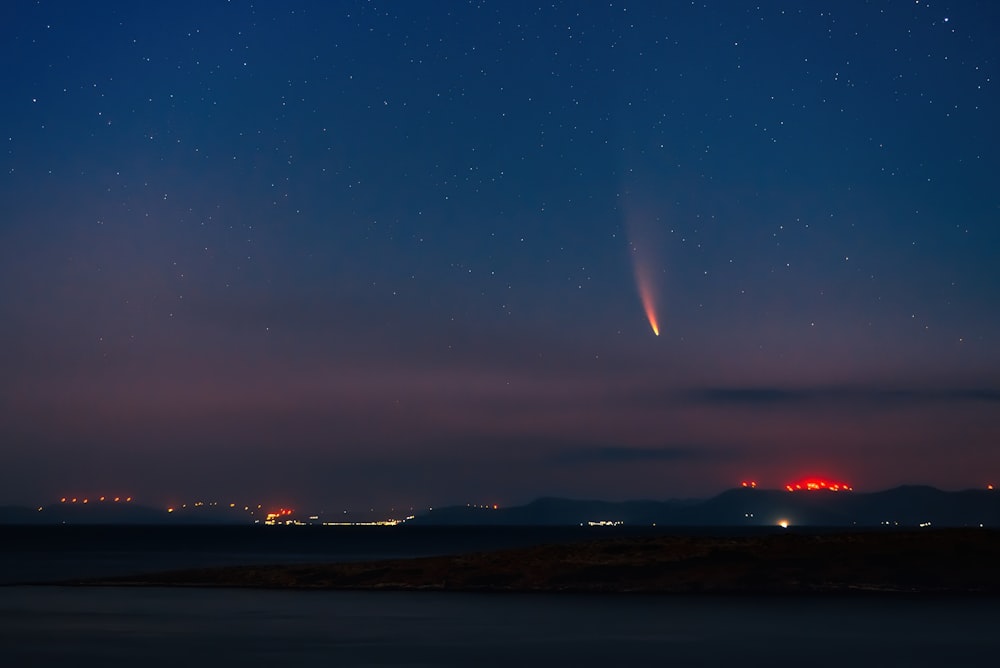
75, 529, 1000, 595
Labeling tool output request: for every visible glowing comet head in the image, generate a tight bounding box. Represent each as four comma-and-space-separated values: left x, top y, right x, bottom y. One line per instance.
634, 261, 660, 336
642, 288, 659, 336
624, 206, 665, 337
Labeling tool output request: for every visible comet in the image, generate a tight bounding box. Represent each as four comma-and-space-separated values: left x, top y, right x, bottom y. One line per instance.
622, 197, 664, 337
635, 262, 660, 336
629, 241, 661, 336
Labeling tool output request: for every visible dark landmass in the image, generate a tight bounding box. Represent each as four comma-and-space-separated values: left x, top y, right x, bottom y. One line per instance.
78, 529, 1000, 595
0, 502, 248, 525
413, 486, 1000, 527
5, 485, 1000, 527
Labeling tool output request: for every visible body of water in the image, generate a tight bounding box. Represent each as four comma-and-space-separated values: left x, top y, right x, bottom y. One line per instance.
2, 586, 998, 667
3, 526, 998, 666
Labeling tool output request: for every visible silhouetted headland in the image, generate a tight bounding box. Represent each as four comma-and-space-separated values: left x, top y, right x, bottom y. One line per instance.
76, 529, 1000, 595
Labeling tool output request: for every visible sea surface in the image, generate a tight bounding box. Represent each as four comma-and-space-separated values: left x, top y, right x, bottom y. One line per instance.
2, 526, 998, 666
3, 587, 998, 667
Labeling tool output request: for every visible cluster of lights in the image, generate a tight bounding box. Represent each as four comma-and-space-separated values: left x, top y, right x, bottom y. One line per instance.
740, 481, 758, 488
264, 508, 295, 524
157, 501, 419, 527
167, 501, 263, 513
60, 496, 132, 503
785, 478, 853, 492
321, 516, 415, 527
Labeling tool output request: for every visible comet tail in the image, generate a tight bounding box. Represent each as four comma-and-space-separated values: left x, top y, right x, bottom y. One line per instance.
635, 263, 660, 336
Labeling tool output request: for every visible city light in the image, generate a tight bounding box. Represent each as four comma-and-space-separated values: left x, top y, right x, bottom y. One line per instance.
264, 508, 295, 525
47, 494, 420, 528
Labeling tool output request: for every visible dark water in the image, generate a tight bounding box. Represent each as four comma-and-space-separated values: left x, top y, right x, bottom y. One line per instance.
3, 526, 998, 666
1, 587, 998, 667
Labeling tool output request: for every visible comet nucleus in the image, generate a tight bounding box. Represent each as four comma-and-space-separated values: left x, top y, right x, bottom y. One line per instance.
635, 264, 660, 336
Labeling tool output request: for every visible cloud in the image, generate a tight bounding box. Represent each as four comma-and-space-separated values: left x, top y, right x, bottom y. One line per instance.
678, 386, 1000, 408
688, 388, 808, 405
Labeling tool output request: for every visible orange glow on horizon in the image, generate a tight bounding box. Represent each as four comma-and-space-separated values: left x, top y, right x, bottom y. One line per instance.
785, 477, 853, 492
60, 494, 131, 504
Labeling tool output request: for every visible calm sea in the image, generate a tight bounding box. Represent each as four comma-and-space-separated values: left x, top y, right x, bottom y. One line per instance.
2, 587, 998, 667
2, 527, 998, 666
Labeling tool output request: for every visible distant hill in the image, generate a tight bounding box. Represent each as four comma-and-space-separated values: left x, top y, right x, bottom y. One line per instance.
4, 486, 999, 527
0, 502, 255, 525
409, 486, 1000, 528
0, 506, 42, 525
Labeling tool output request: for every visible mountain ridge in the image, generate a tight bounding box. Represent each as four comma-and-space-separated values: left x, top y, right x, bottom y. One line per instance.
410, 485, 1000, 527
2, 485, 998, 526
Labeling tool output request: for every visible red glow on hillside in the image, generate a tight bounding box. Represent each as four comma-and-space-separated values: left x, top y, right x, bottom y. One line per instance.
740, 480, 757, 488
785, 478, 853, 492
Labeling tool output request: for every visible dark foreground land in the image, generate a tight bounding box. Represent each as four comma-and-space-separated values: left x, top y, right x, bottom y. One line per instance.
71, 528, 1000, 595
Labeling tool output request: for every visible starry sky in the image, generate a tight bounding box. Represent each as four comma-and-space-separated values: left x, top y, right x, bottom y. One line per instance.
2, 1, 998, 510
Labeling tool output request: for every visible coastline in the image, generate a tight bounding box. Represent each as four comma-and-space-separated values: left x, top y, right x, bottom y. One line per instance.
65, 528, 1000, 595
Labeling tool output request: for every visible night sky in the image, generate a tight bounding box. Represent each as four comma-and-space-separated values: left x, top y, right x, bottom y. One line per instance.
2, 1, 998, 511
